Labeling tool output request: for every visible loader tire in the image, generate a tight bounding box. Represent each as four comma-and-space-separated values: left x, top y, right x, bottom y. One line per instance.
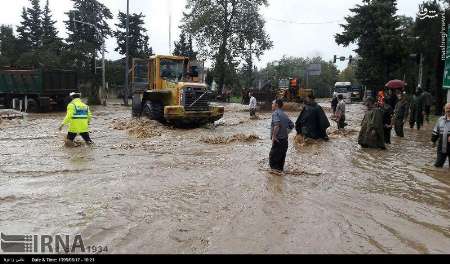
143, 100, 164, 122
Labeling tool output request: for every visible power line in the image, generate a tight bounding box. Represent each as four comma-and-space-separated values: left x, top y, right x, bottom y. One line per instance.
266, 17, 343, 25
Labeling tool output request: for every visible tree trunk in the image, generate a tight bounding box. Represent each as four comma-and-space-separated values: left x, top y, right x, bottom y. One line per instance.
217, 42, 227, 95
217, 27, 230, 94
216, 0, 237, 95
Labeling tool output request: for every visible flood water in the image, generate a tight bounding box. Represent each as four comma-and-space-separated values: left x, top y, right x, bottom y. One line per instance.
0, 100, 449, 254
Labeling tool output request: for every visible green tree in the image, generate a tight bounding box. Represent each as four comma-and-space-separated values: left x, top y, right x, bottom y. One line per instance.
260, 56, 308, 87
394, 15, 418, 94
17, 0, 44, 50
236, 0, 273, 89
17, 7, 32, 52
0, 25, 20, 66
173, 32, 197, 60
64, 0, 112, 104
438, 0, 450, 113
14, 0, 63, 68
42, 0, 60, 46
335, 0, 409, 90
414, 0, 448, 113
114, 12, 152, 61
338, 63, 359, 84
181, 0, 272, 93
29, 0, 43, 48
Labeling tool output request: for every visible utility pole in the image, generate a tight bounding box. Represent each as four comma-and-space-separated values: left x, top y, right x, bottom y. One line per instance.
124, 0, 130, 106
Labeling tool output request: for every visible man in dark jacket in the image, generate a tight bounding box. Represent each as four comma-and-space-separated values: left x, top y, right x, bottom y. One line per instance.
393, 92, 409, 137
381, 101, 394, 144
295, 94, 330, 141
432, 103, 450, 168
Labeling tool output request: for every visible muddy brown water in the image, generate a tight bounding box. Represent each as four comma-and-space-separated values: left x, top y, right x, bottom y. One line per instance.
0, 100, 449, 254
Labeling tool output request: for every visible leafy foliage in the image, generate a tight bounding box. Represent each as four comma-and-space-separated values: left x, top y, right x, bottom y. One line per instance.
173, 32, 197, 60
42, 0, 60, 46
335, 0, 409, 89
114, 12, 152, 60
181, 0, 272, 93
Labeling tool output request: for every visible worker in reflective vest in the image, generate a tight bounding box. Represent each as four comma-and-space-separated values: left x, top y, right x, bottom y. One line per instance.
59, 92, 93, 145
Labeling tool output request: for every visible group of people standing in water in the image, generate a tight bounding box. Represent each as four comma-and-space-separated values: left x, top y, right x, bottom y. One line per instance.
357, 87, 450, 169
266, 88, 450, 175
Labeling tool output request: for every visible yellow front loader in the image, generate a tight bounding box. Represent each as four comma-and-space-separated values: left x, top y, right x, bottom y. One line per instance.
131, 55, 224, 127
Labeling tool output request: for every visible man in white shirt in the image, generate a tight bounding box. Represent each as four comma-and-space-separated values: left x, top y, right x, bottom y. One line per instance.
249, 92, 257, 118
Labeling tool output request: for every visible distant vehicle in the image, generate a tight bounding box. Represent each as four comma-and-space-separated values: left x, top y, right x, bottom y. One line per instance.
334, 82, 352, 104
0, 68, 78, 112
351, 85, 363, 102
131, 55, 224, 127
278, 78, 313, 103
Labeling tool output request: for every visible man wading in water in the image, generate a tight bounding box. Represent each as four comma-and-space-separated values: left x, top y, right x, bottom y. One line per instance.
393, 92, 409, 138
249, 92, 257, 119
358, 97, 386, 150
59, 92, 93, 147
432, 103, 450, 168
270, 99, 294, 175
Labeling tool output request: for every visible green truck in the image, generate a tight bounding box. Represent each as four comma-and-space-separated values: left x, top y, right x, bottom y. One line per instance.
0, 68, 78, 112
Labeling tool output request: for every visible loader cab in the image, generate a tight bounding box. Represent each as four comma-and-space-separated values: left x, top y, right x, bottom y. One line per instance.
159, 58, 186, 82
131, 55, 224, 127
147, 55, 189, 91
147, 55, 203, 90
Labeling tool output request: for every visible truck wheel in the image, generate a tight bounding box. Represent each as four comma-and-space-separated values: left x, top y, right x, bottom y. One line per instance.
26, 98, 39, 113
143, 101, 164, 121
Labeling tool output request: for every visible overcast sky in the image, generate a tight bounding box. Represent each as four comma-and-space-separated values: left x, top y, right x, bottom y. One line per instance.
1, 0, 425, 70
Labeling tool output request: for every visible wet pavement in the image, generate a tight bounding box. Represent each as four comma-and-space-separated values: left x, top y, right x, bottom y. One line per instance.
0, 100, 449, 254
